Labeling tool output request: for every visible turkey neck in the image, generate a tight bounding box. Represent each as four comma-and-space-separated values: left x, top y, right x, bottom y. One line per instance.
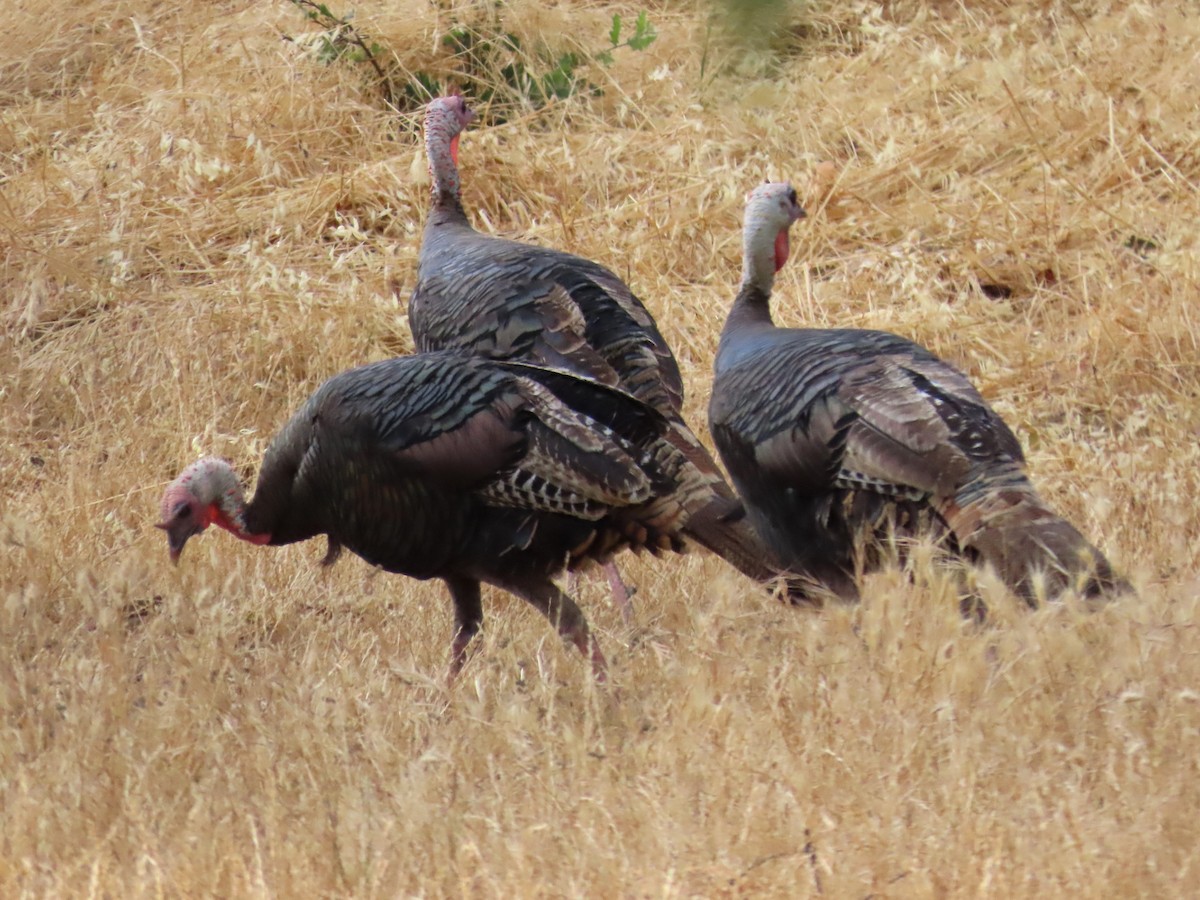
425, 119, 467, 224
426, 165, 467, 225
208, 473, 263, 541
426, 199, 469, 229
726, 217, 784, 330
190, 458, 264, 542
717, 215, 788, 365
717, 282, 776, 365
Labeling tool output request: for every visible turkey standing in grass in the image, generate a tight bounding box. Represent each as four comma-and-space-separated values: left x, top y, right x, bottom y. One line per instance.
405, 94, 783, 610
158, 353, 771, 682
708, 181, 1126, 604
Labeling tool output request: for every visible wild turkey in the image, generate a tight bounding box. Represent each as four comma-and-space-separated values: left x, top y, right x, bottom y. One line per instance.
157, 352, 778, 681
708, 181, 1126, 604
410, 95, 684, 418
404, 94, 782, 608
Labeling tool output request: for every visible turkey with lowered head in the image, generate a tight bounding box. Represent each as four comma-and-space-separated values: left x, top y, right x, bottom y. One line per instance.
158, 352, 779, 682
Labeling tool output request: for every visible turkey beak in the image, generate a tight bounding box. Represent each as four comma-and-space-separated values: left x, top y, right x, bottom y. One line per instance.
794, 206, 808, 224
156, 520, 195, 564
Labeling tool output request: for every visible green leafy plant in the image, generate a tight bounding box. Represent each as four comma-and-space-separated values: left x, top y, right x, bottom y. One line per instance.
285, 0, 657, 119
597, 11, 659, 64
286, 0, 397, 106
435, 9, 657, 118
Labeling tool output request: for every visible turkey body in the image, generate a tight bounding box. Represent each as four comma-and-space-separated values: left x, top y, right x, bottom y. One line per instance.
240, 351, 744, 675
711, 308, 1123, 602
411, 212, 684, 419
408, 96, 706, 610
254, 351, 685, 578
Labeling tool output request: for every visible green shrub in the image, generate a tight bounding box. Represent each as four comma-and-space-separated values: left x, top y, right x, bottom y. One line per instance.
286, 0, 657, 121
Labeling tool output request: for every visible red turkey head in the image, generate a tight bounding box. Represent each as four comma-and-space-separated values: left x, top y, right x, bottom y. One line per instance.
745, 181, 806, 273
425, 94, 476, 166
157, 479, 211, 563
155, 457, 243, 563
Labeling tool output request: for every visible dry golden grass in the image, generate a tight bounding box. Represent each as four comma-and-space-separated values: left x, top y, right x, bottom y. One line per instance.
3, 0, 1199, 894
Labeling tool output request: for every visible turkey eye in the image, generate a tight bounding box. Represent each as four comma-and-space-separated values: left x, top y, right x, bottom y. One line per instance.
173, 504, 191, 521
787, 188, 798, 204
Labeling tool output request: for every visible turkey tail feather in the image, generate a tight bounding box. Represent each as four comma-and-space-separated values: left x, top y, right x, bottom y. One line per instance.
681, 498, 785, 585
940, 465, 1128, 601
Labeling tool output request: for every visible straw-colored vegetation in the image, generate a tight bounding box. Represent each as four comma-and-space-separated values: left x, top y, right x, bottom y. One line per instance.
3, 0, 1198, 894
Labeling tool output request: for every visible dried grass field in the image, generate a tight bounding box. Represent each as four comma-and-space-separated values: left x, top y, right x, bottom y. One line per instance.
3, 0, 1200, 895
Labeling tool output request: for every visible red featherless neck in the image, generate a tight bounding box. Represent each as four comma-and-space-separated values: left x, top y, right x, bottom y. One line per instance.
425, 106, 464, 210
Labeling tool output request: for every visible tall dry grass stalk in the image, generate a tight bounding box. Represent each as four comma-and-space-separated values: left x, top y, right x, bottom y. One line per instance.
2, 0, 1198, 894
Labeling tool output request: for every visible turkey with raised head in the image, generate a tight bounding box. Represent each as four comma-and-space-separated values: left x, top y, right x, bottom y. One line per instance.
410, 94, 683, 417
158, 352, 776, 682
404, 94, 785, 609
708, 181, 1126, 604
